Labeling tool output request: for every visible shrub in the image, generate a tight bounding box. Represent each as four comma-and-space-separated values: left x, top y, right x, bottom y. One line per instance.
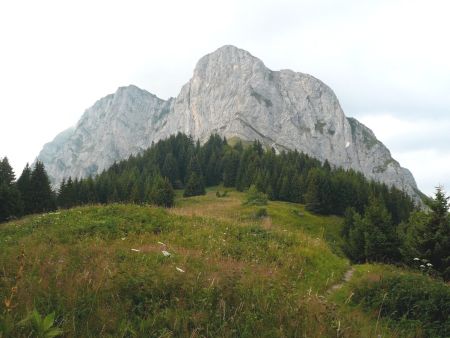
244, 185, 268, 206
352, 273, 450, 337
254, 208, 268, 218
215, 190, 228, 198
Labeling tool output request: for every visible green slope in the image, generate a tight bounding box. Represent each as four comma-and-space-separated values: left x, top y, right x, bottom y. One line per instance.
0, 188, 432, 337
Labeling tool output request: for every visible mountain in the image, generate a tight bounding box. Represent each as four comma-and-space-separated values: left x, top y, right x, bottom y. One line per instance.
36, 45, 420, 203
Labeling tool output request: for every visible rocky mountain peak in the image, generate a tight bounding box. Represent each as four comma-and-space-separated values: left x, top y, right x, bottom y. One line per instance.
36, 45, 421, 204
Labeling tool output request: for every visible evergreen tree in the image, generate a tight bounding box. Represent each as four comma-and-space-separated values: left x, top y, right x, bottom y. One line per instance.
161, 153, 179, 184
0, 157, 23, 221
0, 183, 23, 222
183, 172, 205, 197
404, 187, 450, 280
150, 175, 175, 207
363, 198, 400, 262
343, 199, 400, 263
0, 157, 15, 186
305, 168, 332, 214
17, 164, 33, 214
183, 156, 205, 197
30, 161, 56, 213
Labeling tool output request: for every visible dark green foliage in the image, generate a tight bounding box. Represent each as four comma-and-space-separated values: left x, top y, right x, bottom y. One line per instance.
305, 168, 332, 214
0, 157, 23, 221
183, 172, 205, 197
352, 273, 450, 338
149, 176, 175, 207
254, 207, 268, 218
216, 190, 228, 198
17, 164, 33, 214
244, 185, 268, 206
342, 199, 400, 263
400, 186, 450, 280
0, 157, 15, 186
30, 161, 56, 213
0, 183, 23, 222
48, 133, 413, 226
1, 134, 416, 229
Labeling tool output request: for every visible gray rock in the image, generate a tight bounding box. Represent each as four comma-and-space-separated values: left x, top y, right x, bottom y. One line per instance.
36, 45, 421, 204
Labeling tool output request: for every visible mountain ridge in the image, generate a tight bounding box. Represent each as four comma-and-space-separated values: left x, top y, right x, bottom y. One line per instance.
36, 45, 420, 203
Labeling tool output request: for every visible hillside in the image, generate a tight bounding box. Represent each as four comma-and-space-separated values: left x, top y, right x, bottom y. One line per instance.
0, 188, 441, 337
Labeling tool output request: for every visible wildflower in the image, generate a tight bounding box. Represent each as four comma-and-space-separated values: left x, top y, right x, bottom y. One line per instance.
413, 257, 420, 261
131, 248, 140, 252
426, 263, 433, 267
162, 250, 171, 257
419, 264, 425, 268
176, 267, 185, 273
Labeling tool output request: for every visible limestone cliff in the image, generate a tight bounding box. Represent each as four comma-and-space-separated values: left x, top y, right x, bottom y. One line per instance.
36, 45, 420, 202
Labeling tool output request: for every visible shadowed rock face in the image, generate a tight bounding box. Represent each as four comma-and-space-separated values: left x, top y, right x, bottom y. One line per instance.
36, 45, 420, 203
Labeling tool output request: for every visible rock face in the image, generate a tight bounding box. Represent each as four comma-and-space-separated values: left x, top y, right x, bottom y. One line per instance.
36, 45, 420, 203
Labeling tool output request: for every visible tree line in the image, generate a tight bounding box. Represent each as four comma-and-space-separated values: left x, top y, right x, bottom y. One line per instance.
55, 133, 415, 219
2, 133, 447, 279
0, 158, 55, 221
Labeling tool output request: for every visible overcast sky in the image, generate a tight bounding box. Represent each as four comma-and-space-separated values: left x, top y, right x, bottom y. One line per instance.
0, 0, 449, 196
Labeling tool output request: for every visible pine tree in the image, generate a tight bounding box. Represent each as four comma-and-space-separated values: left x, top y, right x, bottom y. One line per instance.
406, 186, 450, 280
0, 157, 23, 221
150, 175, 175, 207
183, 156, 205, 197
30, 161, 56, 213
0, 183, 23, 222
17, 164, 33, 214
0, 157, 15, 186
161, 153, 179, 184
363, 198, 400, 262
183, 172, 205, 197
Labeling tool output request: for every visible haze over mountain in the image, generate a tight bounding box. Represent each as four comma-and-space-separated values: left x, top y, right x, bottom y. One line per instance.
36, 45, 420, 203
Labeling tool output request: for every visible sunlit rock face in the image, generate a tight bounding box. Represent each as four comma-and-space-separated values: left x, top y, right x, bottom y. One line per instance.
37, 45, 420, 203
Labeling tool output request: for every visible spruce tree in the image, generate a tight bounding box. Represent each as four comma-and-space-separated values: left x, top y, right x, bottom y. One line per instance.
183, 156, 205, 197
30, 161, 56, 213
407, 187, 450, 280
17, 164, 33, 214
0, 157, 15, 186
0, 157, 23, 221
150, 175, 175, 207
183, 172, 205, 197
0, 183, 23, 222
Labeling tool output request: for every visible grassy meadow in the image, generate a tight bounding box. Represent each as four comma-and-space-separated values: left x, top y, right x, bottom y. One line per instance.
0, 188, 444, 337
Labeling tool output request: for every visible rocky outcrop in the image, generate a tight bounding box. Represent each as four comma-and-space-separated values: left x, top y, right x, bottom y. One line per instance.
36, 45, 420, 203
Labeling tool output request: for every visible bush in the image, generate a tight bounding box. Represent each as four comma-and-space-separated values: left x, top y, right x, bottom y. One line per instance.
244, 185, 268, 206
254, 208, 268, 219
216, 190, 228, 198
352, 273, 450, 337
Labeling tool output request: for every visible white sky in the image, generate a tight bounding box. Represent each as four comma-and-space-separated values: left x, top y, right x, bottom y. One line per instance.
0, 0, 449, 196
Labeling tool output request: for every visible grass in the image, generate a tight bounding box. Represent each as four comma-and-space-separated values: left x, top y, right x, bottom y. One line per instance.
330, 263, 450, 338
0, 187, 425, 337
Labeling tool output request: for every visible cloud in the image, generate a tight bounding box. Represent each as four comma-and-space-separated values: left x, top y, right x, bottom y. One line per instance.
358, 114, 450, 195
0, 0, 449, 192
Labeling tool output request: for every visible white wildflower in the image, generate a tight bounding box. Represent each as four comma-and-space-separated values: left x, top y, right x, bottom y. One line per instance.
413, 257, 420, 261
427, 263, 433, 267
131, 248, 140, 252
176, 267, 185, 273
162, 250, 171, 257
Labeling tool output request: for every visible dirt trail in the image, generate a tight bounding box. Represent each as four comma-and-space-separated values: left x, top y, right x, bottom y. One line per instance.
327, 267, 355, 293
